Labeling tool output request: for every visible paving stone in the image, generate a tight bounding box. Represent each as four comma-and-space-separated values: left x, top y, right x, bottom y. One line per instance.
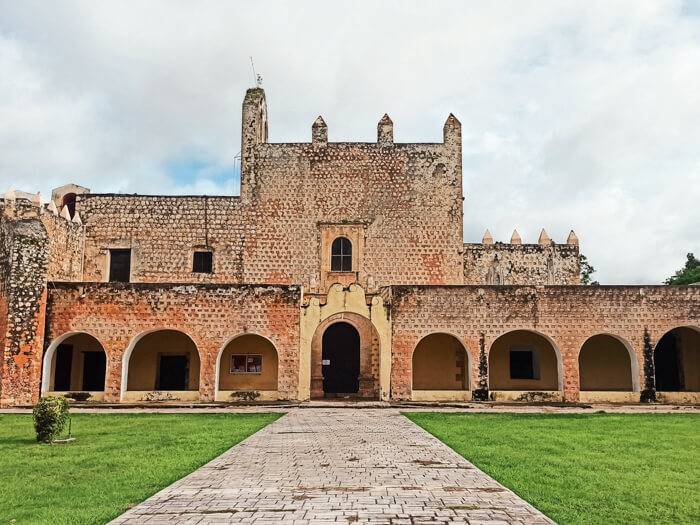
110, 409, 555, 524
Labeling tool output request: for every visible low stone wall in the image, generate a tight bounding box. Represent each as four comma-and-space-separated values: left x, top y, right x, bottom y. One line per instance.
463, 243, 579, 286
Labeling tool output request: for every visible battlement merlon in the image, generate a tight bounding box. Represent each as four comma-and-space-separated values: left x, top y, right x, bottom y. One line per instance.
464, 229, 580, 286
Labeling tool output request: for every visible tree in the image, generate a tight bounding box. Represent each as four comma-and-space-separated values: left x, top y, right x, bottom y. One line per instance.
579, 254, 599, 285
665, 253, 700, 285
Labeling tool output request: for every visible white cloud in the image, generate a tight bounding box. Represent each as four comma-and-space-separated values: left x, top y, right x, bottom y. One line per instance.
0, 0, 698, 283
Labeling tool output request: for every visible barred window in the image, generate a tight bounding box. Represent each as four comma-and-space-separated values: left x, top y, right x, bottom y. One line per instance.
331, 237, 352, 272
230, 354, 262, 374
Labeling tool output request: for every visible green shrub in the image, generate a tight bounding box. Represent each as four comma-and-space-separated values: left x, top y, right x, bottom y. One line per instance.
33, 397, 70, 443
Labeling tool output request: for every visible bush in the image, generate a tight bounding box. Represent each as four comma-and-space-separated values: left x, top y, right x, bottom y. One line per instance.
33, 397, 70, 443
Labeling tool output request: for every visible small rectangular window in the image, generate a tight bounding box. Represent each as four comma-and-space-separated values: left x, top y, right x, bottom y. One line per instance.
193, 251, 213, 273
109, 249, 131, 282
510, 350, 535, 380
230, 354, 262, 374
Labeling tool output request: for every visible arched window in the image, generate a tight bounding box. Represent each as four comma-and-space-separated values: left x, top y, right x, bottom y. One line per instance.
61, 193, 77, 219
331, 237, 352, 272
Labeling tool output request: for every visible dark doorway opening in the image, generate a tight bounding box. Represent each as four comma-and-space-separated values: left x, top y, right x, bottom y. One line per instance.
655, 332, 683, 391
157, 355, 189, 390
82, 351, 106, 391
322, 322, 360, 394
510, 350, 535, 380
54, 344, 73, 391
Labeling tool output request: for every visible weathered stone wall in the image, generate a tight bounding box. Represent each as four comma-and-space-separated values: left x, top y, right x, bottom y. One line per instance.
240, 137, 463, 288
43, 283, 300, 404
390, 285, 700, 401
73, 116, 464, 290
463, 243, 580, 285
41, 212, 84, 281
76, 195, 248, 283
0, 213, 49, 406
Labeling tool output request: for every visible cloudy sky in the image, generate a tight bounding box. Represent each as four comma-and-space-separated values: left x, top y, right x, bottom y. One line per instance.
1, 1, 699, 284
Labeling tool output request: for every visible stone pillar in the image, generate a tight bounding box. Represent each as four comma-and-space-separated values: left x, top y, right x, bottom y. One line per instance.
560, 339, 581, 403
197, 339, 220, 402
103, 339, 126, 403
240, 88, 268, 203
472, 333, 489, 401
0, 216, 49, 407
640, 328, 656, 402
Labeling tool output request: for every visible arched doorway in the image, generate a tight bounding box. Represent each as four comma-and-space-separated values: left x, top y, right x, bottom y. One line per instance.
322, 322, 360, 395
488, 330, 562, 399
215, 334, 279, 401
412, 333, 470, 392
310, 312, 380, 400
578, 334, 637, 392
654, 327, 700, 392
122, 330, 200, 401
61, 193, 77, 218
41, 332, 107, 400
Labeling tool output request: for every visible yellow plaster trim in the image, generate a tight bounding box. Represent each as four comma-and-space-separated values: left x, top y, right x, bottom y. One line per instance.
579, 391, 638, 403
215, 390, 279, 402
43, 391, 106, 402
412, 390, 472, 402
122, 390, 200, 402
300, 283, 391, 400
489, 390, 563, 402
656, 392, 700, 404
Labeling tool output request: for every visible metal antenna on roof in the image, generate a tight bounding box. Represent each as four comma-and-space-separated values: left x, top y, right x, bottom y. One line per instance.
250, 56, 263, 88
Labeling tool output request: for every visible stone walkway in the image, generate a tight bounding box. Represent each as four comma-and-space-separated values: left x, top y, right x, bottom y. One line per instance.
110, 409, 554, 524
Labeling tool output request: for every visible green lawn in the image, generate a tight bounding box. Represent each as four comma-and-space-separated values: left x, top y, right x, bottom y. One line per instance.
0, 413, 281, 525
404, 413, 700, 525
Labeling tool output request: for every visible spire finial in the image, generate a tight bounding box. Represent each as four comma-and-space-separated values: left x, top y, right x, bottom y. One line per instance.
510, 229, 521, 245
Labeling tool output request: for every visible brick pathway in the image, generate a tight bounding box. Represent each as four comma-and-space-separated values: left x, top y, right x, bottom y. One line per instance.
110, 409, 555, 524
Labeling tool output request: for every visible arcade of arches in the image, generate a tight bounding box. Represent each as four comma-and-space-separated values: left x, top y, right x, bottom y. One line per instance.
43, 333, 107, 400
412, 334, 469, 391
39, 323, 699, 404
488, 330, 561, 393
124, 330, 200, 400
579, 335, 636, 392
216, 334, 279, 401
654, 327, 700, 393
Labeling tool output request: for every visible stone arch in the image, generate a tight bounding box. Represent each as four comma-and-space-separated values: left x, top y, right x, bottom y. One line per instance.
578, 334, 639, 392
121, 329, 200, 401
488, 329, 563, 392
310, 312, 380, 399
215, 333, 279, 401
41, 332, 107, 398
654, 326, 700, 392
61, 192, 77, 218
411, 333, 471, 391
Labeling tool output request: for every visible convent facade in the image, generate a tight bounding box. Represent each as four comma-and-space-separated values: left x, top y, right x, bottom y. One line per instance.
0, 88, 698, 407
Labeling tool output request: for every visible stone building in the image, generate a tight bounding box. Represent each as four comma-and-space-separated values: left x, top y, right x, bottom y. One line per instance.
0, 87, 698, 407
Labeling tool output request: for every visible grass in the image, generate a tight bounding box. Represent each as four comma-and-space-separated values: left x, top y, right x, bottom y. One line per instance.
0, 412, 281, 525
404, 412, 700, 525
